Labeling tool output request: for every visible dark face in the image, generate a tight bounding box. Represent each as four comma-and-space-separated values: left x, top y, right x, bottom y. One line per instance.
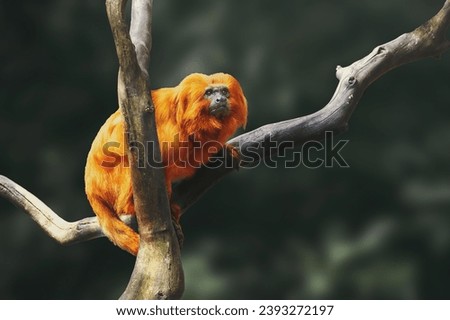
205, 86, 230, 119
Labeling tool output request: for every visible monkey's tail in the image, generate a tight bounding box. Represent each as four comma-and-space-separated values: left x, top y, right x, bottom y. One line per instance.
88, 195, 139, 255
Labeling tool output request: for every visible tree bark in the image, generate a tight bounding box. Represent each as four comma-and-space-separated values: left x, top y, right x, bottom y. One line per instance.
106, 0, 184, 299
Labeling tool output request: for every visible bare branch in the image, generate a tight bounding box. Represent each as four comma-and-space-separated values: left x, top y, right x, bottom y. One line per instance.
0, 175, 102, 244
106, 0, 184, 300
130, 0, 153, 79
172, 0, 450, 214
0, 175, 137, 245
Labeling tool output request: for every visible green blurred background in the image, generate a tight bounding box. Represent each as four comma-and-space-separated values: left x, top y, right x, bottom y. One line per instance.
1, 0, 450, 299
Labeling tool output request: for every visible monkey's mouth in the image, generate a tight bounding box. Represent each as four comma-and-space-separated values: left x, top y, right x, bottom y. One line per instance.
209, 103, 230, 118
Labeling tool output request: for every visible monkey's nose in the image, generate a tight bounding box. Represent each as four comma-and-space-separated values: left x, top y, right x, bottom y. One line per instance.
215, 96, 226, 103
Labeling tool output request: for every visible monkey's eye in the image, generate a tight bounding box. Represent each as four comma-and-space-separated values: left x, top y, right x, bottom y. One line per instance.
221, 88, 230, 96
205, 88, 213, 96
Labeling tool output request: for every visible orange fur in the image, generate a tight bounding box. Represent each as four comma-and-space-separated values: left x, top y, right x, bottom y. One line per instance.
84, 73, 248, 255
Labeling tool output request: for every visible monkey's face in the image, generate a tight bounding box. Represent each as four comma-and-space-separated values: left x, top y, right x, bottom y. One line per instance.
175, 73, 248, 136
204, 85, 231, 119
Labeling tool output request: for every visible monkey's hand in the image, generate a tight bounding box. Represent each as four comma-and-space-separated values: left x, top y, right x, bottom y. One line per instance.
225, 143, 242, 170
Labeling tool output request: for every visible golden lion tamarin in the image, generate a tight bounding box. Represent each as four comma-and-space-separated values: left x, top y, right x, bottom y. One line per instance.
84, 73, 248, 255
